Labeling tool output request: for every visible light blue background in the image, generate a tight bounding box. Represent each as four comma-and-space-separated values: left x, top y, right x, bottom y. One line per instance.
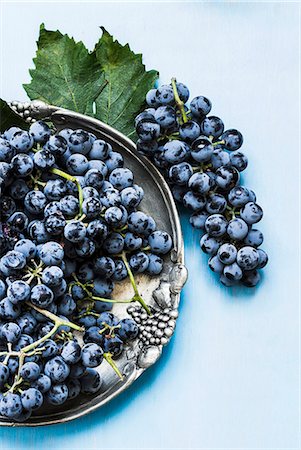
0, 1, 300, 449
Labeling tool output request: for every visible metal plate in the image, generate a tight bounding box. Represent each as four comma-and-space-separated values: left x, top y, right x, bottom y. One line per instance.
0, 103, 188, 427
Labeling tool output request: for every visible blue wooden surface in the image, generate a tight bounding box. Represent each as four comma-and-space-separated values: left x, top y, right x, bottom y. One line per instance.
0, 2, 300, 449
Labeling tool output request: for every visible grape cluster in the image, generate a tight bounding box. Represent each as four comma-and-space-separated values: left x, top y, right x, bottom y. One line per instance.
135, 79, 268, 287
0, 121, 173, 421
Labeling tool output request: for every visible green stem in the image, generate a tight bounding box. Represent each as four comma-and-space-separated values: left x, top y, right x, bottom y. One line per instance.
121, 252, 151, 315
91, 296, 133, 304
50, 168, 83, 215
26, 302, 83, 332
171, 77, 188, 123
103, 353, 123, 380
212, 140, 225, 147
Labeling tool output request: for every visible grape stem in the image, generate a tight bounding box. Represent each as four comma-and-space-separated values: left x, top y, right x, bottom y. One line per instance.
50, 167, 83, 215
103, 353, 123, 381
171, 77, 188, 124
121, 252, 151, 315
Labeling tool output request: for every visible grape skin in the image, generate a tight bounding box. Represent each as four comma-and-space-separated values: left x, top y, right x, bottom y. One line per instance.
135, 80, 268, 287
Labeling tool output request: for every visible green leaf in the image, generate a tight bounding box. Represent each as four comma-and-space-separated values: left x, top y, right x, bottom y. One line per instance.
23, 24, 104, 115
0, 99, 29, 132
24, 25, 158, 138
93, 28, 158, 137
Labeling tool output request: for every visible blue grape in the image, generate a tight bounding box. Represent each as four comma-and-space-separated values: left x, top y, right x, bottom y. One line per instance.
227, 218, 249, 240
236, 246, 259, 270
148, 231, 172, 255
154, 106, 177, 129
81, 343, 103, 368
105, 152, 124, 172
179, 121, 200, 142
89, 139, 112, 160
21, 388, 43, 410
155, 85, 174, 105
117, 319, 139, 341
7, 280, 31, 304
11, 154, 33, 177
257, 249, 268, 268
1, 322, 21, 343
183, 191, 206, 211
84, 169, 105, 190
136, 119, 160, 142
244, 229, 264, 247
223, 262, 243, 281
189, 210, 209, 229
8, 213, 29, 232
9, 179, 29, 200
163, 140, 189, 164
211, 148, 231, 169
221, 129, 243, 150
64, 220, 86, 243
215, 166, 239, 190
240, 202, 263, 224
208, 255, 224, 274
44, 356, 70, 382
200, 116, 224, 138
205, 214, 228, 237
205, 193, 227, 214
129, 252, 149, 272
109, 168, 133, 190
146, 253, 163, 275
34, 149, 55, 170
82, 197, 102, 218
120, 186, 142, 208
45, 214, 66, 236
32, 374, 51, 393
228, 186, 250, 207
188, 172, 214, 194
29, 120, 51, 144
20, 361, 40, 381
94, 256, 116, 278
10, 131, 34, 152
68, 129, 92, 154
39, 242, 64, 265
200, 234, 221, 255
24, 190, 47, 214
61, 340, 82, 364
66, 153, 89, 175
30, 284, 54, 308
45, 135, 68, 156
145, 89, 159, 107
46, 383, 68, 405
190, 96, 212, 118
168, 162, 193, 185
175, 82, 189, 102
0, 137, 15, 162
0, 392, 23, 418
103, 335, 123, 357
92, 278, 114, 297
230, 151, 248, 171
217, 243, 237, 264
66, 379, 81, 400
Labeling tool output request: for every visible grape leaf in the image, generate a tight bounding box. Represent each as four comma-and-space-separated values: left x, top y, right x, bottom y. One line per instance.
93, 28, 158, 137
23, 25, 158, 138
23, 24, 105, 115
0, 99, 29, 132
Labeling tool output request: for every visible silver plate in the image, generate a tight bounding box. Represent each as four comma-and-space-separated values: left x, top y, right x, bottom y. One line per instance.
0, 102, 188, 427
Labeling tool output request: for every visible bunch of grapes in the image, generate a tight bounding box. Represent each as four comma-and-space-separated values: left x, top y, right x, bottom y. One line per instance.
0, 121, 173, 421
135, 79, 268, 287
